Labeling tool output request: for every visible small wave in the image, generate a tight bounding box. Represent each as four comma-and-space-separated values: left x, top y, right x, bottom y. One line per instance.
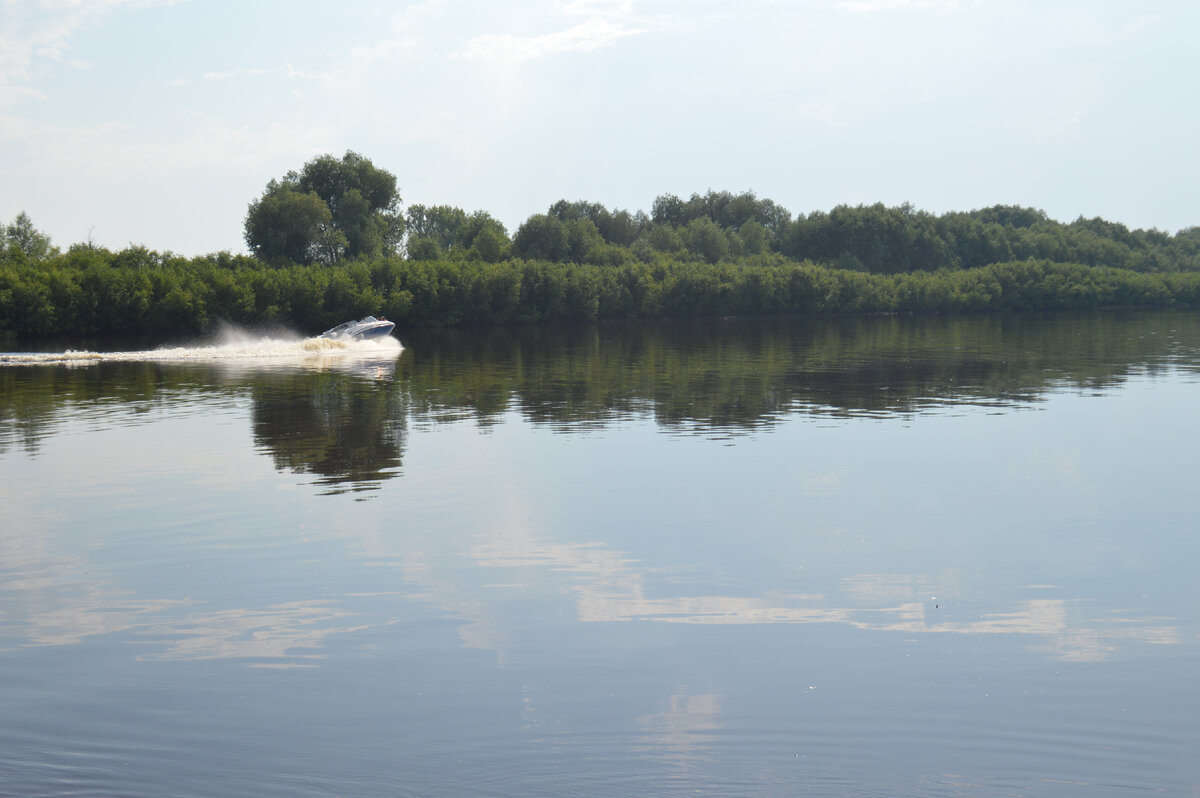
0, 350, 108, 366
0, 335, 401, 367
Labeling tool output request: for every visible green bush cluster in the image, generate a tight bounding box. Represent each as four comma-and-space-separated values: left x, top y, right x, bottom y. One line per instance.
5, 192, 1200, 341
3, 242, 1198, 340
403, 193, 1200, 274
496, 194, 1200, 274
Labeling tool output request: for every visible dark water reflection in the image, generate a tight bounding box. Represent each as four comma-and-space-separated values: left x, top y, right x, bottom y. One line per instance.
1, 311, 1199, 796
0, 345, 406, 494
404, 312, 1200, 430
6, 310, 1199, 463
250, 370, 406, 494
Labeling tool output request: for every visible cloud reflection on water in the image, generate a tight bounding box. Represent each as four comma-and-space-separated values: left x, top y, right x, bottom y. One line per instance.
135, 600, 367, 667
0, 479, 1183, 667
467, 521, 1181, 663
636, 689, 723, 764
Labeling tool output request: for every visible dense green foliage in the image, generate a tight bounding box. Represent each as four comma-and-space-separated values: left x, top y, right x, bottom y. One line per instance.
405, 205, 509, 263
4, 184, 1199, 340
4, 212, 58, 262
244, 152, 403, 265
4, 244, 1199, 340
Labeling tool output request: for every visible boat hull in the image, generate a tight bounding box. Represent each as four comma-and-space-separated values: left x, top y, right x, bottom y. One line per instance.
321, 317, 395, 341
355, 322, 395, 339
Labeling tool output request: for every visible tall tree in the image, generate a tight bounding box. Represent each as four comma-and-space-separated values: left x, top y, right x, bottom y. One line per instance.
406, 204, 469, 251
3, 212, 57, 262
512, 214, 570, 261
244, 152, 403, 264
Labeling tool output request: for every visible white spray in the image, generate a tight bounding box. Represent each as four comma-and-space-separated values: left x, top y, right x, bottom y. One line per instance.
0, 323, 402, 366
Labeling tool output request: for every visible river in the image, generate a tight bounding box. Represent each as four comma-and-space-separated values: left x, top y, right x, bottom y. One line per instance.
2, 311, 1198, 796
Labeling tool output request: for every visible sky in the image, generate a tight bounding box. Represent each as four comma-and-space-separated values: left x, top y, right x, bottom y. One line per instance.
1, 0, 1197, 256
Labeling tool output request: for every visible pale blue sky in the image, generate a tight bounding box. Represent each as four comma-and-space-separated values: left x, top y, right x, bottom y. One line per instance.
2, 0, 1196, 255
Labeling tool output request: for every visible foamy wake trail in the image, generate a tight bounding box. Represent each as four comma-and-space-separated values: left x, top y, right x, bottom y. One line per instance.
0, 334, 402, 366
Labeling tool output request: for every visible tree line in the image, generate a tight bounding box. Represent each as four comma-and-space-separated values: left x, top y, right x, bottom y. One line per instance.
442, 196, 1200, 275
245, 152, 1200, 274
4, 246, 1199, 340
3, 151, 1199, 340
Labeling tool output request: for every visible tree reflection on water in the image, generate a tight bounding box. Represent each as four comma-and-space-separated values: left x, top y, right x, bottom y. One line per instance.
249, 368, 407, 495
4, 310, 1199, 492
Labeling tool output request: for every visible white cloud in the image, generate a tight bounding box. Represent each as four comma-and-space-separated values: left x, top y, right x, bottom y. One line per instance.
557, 0, 637, 16
200, 63, 328, 84
836, 0, 964, 12
0, 0, 174, 109
0, 84, 45, 107
191, 36, 413, 95
461, 17, 645, 66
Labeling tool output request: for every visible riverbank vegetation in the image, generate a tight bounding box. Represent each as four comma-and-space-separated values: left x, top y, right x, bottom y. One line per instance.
3, 152, 1199, 340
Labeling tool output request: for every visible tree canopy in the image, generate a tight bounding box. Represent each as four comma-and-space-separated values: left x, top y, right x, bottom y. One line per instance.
4, 212, 57, 262
6, 155, 1200, 341
244, 152, 403, 265
234, 153, 1197, 277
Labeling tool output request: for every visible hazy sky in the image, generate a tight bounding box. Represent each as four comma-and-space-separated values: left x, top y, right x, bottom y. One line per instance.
2, 0, 1196, 255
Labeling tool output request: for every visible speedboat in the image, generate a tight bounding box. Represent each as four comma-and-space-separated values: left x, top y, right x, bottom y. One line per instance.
320, 316, 395, 340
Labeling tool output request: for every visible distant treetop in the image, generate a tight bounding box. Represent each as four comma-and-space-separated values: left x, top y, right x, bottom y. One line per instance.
244, 151, 404, 265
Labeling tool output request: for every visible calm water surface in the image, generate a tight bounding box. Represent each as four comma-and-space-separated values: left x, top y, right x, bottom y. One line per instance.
1, 312, 1198, 796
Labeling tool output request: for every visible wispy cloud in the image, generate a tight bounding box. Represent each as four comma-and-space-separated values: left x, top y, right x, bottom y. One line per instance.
836, 0, 964, 12
201, 64, 325, 83
461, 17, 644, 65
3, 110, 330, 176
0, 0, 174, 109
0, 84, 46, 108
189, 36, 413, 91
557, 0, 637, 15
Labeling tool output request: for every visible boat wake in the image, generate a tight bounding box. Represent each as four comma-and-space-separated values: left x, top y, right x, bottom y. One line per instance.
0, 328, 403, 367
